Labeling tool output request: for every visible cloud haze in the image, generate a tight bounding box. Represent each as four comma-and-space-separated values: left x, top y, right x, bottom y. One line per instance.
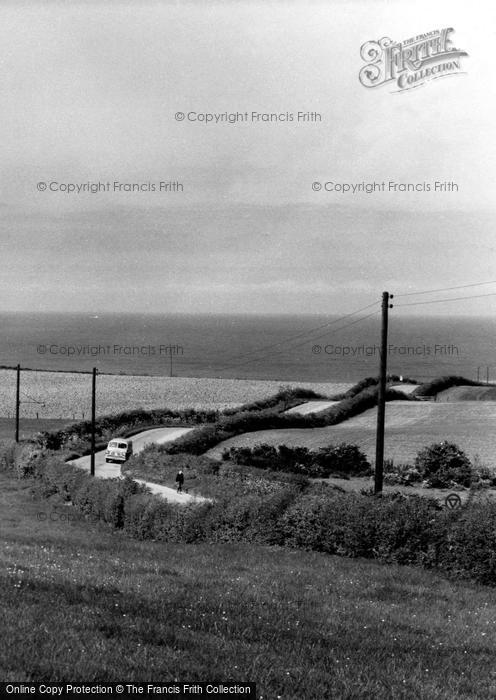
0, 0, 494, 314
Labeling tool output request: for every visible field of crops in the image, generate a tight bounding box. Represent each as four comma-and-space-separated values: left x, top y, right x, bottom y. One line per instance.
207, 400, 496, 468
0, 369, 351, 419
437, 385, 496, 401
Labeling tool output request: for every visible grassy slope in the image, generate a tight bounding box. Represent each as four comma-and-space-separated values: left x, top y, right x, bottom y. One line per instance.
0, 418, 76, 442
2, 472, 496, 698
437, 386, 496, 401
207, 401, 496, 468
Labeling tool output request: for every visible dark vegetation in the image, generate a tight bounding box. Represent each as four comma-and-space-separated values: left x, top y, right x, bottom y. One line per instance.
413, 375, 483, 398
34, 406, 220, 453
163, 386, 412, 456
222, 385, 326, 414
384, 442, 492, 489
32, 387, 326, 454
33, 378, 413, 457
223, 442, 371, 478
331, 374, 418, 400
5, 440, 496, 587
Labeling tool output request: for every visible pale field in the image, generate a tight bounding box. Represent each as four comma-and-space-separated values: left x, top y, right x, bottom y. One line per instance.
207, 400, 496, 468
283, 400, 339, 415
0, 369, 352, 419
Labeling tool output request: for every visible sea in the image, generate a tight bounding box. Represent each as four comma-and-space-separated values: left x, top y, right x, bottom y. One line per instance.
1, 312, 494, 384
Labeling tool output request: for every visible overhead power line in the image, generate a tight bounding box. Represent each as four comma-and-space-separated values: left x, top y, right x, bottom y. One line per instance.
395, 291, 496, 307
213, 308, 381, 372
395, 279, 496, 298
207, 299, 380, 371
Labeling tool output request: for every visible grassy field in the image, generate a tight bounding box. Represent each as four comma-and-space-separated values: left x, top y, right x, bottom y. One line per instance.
3, 471, 496, 698
437, 386, 496, 401
4, 474, 496, 700
206, 400, 496, 468
0, 369, 351, 419
0, 418, 75, 442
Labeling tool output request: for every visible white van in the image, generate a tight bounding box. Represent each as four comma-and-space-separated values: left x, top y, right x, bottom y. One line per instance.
105, 438, 133, 463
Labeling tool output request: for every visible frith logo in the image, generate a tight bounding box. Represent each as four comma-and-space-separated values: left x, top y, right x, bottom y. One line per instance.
359, 28, 468, 92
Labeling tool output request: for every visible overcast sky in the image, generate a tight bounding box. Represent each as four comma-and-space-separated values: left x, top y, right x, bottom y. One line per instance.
0, 0, 494, 315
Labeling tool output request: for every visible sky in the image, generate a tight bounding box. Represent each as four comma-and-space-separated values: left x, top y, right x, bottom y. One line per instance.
0, 0, 495, 315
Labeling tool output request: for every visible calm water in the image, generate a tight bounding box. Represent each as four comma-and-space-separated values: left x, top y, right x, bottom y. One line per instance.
0, 313, 494, 383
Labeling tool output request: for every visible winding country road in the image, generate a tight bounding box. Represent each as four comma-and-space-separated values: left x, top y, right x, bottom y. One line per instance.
69, 427, 206, 503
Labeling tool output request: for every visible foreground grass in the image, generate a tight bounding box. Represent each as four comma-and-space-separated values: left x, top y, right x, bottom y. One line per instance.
2, 473, 496, 698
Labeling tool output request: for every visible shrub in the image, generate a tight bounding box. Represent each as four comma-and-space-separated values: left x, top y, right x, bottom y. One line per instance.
383, 459, 422, 486
415, 442, 473, 487
470, 455, 496, 488
0, 441, 16, 472
224, 442, 370, 478
437, 502, 496, 584
315, 443, 371, 477
123, 493, 174, 540
13, 443, 44, 479
374, 495, 445, 565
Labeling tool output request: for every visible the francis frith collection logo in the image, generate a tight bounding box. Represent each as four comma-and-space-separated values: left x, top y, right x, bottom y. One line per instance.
359, 28, 468, 92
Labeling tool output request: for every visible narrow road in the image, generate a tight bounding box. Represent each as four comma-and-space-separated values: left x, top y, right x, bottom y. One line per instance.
69, 427, 208, 503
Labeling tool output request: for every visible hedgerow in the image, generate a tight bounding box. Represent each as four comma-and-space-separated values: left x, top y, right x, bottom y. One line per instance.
413, 375, 482, 398
222, 386, 326, 415
331, 374, 418, 401
163, 386, 411, 455
33, 406, 221, 452
32, 376, 417, 455
4, 441, 496, 586
223, 442, 371, 478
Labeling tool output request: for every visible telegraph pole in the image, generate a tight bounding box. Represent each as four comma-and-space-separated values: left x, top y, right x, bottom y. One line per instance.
15, 364, 20, 442
90, 367, 97, 476
374, 292, 393, 494
170, 350, 173, 377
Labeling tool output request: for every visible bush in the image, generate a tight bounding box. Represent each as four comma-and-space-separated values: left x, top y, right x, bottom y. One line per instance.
0, 441, 16, 472
415, 442, 473, 487
224, 442, 370, 478
13, 443, 44, 479
281, 489, 443, 563
315, 443, 371, 477
437, 502, 496, 584
383, 459, 422, 486
470, 456, 496, 488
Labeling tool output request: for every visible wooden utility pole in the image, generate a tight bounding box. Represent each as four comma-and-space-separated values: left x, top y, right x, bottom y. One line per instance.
90, 367, 97, 476
374, 292, 393, 494
15, 364, 20, 442
170, 350, 173, 377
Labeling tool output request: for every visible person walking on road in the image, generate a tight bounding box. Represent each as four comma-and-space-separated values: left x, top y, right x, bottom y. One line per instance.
175, 470, 185, 493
